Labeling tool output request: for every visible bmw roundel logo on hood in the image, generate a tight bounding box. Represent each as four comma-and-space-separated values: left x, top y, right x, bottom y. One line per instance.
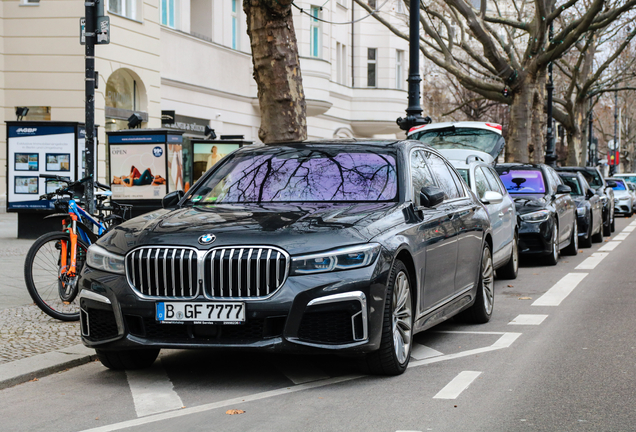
198, 233, 216, 245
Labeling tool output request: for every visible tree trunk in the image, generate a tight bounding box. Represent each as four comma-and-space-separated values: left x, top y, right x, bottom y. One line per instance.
530, 79, 545, 164
505, 76, 539, 163
566, 101, 588, 166
244, 0, 307, 144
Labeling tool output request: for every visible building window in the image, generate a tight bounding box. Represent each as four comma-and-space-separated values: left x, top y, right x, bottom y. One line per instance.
367, 48, 377, 87
396, 50, 404, 89
109, 0, 141, 20
310, 6, 321, 58
336, 43, 347, 85
161, 0, 178, 28
231, 0, 239, 49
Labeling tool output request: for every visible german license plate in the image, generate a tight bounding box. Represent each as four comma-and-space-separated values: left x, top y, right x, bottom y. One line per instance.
156, 302, 245, 324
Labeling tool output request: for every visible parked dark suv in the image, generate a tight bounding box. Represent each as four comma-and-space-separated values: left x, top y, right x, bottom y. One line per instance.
556, 166, 615, 235
79, 140, 493, 375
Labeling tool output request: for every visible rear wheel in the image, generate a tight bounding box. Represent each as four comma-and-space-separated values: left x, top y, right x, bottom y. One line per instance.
497, 234, 518, 280
96, 349, 160, 370
361, 260, 413, 376
24, 231, 88, 321
591, 219, 604, 243
562, 222, 578, 256
460, 243, 494, 324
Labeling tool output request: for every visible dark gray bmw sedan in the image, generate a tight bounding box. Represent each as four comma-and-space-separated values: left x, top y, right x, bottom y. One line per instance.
79, 140, 493, 375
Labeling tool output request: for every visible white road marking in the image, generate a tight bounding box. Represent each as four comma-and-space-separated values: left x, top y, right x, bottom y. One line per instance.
433, 371, 482, 399
277, 363, 330, 385
410, 343, 443, 360
629, 220, 636, 227
508, 314, 548, 325
126, 361, 184, 417
599, 241, 621, 252
575, 252, 609, 270
613, 233, 629, 241
80, 331, 521, 432
622, 225, 635, 232
532, 273, 588, 307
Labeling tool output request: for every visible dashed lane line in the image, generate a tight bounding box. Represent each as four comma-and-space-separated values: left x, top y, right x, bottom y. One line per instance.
598, 241, 621, 252
433, 371, 482, 399
276, 362, 330, 385
575, 252, 609, 270
622, 225, 635, 232
508, 314, 548, 325
126, 360, 184, 418
410, 343, 443, 360
532, 273, 588, 307
613, 233, 630, 241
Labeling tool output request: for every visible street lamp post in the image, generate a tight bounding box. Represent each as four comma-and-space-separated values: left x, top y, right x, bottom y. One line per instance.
396, 0, 431, 133
588, 98, 594, 166
545, 20, 557, 167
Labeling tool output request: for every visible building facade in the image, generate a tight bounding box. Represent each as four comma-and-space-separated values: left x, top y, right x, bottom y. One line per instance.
0, 0, 412, 207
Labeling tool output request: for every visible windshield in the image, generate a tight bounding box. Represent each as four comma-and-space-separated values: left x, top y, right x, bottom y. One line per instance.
579, 170, 603, 188
560, 175, 582, 195
410, 128, 501, 154
498, 169, 546, 194
189, 148, 399, 204
617, 175, 636, 184
457, 169, 470, 186
611, 180, 626, 191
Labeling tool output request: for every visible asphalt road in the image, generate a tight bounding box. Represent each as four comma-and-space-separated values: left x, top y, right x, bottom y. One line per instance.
2, 216, 635, 432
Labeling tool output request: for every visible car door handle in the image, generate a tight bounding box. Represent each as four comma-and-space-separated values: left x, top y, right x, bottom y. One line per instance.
498, 212, 505, 218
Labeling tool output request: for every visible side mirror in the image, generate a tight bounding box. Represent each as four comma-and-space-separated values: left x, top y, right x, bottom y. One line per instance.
162, 190, 184, 209
419, 186, 445, 208
606, 180, 617, 188
556, 184, 571, 194
481, 190, 503, 205
585, 188, 595, 199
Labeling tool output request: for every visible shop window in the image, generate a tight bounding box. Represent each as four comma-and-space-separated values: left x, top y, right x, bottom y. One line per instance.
367, 48, 377, 87
108, 0, 141, 21
310, 6, 321, 58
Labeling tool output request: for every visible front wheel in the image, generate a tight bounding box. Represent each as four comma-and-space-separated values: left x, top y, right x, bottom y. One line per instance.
580, 216, 592, 248
611, 213, 616, 232
361, 260, 413, 376
562, 221, 578, 256
497, 234, 518, 280
24, 231, 88, 321
460, 243, 494, 324
545, 222, 559, 266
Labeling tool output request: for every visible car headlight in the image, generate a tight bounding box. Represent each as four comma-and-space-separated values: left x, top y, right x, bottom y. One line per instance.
291, 244, 381, 275
576, 207, 586, 216
86, 245, 125, 274
520, 210, 551, 223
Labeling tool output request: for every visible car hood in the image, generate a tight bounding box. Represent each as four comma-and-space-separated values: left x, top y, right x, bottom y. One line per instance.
510, 194, 549, 215
614, 190, 631, 198
97, 202, 406, 256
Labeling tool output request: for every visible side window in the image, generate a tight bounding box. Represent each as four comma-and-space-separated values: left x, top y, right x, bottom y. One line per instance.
474, 168, 490, 199
483, 167, 504, 194
425, 153, 461, 199
410, 150, 437, 204
549, 168, 561, 193
545, 168, 558, 194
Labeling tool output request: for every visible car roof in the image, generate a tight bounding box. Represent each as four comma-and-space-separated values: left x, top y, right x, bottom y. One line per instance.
408, 121, 503, 136
496, 162, 545, 169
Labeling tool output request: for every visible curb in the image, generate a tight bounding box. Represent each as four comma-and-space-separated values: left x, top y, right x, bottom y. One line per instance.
0, 344, 97, 390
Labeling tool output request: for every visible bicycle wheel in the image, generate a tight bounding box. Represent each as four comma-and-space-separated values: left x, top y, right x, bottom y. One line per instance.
24, 231, 89, 321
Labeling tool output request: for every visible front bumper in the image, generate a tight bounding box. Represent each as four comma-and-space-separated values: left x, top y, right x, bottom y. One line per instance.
518, 218, 554, 255
614, 200, 632, 215
78, 255, 391, 355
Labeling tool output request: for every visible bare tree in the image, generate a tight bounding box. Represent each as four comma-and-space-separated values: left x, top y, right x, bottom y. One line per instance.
354, 0, 636, 162
244, 0, 307, 144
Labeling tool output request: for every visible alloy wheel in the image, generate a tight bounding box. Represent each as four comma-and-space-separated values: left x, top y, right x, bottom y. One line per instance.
481, 247, 494, 315
511, 236, 519, 274
392, 271, 412, 365
552, 224, 559, 262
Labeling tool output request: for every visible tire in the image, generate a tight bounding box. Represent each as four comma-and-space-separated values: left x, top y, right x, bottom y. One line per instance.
562, 221, 578, 256
611, 213, 616, 232
24, 231, 88, 321
460, 243, 494, 324
361, 260, 413, 376
580, 216, 592, 248
545, 222, 559, 266
603, 213, 612, 236
591, 219, 604, 243
497, 234, 518, 280
96, 349, 160, 370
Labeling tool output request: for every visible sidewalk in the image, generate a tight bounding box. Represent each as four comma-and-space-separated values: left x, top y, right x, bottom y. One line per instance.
0, 213, 96, 389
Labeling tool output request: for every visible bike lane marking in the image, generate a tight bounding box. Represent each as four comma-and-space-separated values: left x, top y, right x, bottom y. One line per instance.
598, 241, 621, 252
410, 344, 443, 360
79, 332, 522, 432
126, 360, 183, 418
433, 371, 482, 399
612, 233, 629, 241
622, 225, 635, 232
532, 273, 588, 307
575, 252, 609, 270
508, 314, 548, 325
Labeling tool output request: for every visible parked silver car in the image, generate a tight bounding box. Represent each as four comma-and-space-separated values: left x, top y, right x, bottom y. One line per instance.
409, 122, 518, 279
607, 178, 634, 217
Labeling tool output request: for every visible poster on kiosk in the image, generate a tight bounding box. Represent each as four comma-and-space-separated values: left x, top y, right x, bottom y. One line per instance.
6, 121, 88, 211
108, 130, 183, 209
